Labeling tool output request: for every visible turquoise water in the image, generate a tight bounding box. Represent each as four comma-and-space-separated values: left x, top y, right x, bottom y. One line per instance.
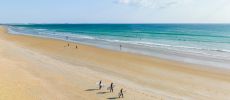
8, 24, 230, 68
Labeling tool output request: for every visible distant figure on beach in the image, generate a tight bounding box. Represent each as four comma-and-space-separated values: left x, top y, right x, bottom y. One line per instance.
66, 36, 69, 40
118, 88, 124, 98
76, 45, 78, 49
120, 44, 122, 51
98, 80, 102, 90
109, 82, 114, 93
68, 43, 70, 47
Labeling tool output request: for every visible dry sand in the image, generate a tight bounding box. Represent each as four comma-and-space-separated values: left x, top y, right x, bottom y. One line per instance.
0, 26, 230, 100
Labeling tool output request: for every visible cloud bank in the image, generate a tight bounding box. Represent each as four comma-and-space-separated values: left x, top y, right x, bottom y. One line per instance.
117, 0, 190, 9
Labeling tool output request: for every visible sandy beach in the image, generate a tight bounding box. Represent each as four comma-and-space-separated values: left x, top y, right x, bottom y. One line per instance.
0, 26, 230, 100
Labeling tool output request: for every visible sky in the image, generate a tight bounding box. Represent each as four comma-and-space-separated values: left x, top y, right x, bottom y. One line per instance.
0, 0, 230, 23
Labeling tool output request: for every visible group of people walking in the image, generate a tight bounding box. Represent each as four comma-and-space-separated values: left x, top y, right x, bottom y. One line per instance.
65, 36, 124, 98
66, 43, 78, 49
65, 36, 78, 49
98, 80, 125, 98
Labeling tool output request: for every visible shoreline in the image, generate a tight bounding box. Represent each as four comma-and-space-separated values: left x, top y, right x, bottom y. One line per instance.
6, 25, 230, 72
1, 26, 230, 99
8, 25, 230, 69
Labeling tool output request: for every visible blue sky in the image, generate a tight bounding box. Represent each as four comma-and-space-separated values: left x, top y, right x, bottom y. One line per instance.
0, 0, 230, 23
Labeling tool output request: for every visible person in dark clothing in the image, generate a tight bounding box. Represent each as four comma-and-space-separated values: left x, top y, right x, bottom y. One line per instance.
119, 88, 124, 98
110, 82, 114, 93
99, 80, 102, 90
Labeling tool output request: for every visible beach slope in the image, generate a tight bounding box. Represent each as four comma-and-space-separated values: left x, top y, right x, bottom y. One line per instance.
0, 26, 230, 100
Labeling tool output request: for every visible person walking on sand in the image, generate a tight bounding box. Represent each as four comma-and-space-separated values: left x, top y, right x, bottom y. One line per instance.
119, 88, 124, 98
76, 45, 78, 49
68, 43, 70, 47
98, 80, 102, 90
109, 82, 114, 93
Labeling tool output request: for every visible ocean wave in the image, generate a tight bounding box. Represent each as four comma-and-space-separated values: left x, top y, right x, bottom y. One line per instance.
35, 29, 48, 31
8, 26, 96, 40
135, 41, 230, 53
98, 38, 230, 54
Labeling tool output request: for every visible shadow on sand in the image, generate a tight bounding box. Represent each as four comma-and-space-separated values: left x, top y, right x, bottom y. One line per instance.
85, 89, 99, 91
107, 97, 119, 99
97, 91, 109, 94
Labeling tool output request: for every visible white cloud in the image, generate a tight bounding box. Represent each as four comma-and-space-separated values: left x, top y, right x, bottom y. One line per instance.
116, 0, 191, 9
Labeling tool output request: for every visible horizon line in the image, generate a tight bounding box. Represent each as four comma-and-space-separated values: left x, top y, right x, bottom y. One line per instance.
2, 22, 230, 25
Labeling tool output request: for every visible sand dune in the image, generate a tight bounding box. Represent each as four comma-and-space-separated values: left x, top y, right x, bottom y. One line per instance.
0, 26, 230, 100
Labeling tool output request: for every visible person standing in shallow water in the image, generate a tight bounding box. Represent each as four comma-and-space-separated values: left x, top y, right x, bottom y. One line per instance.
66, 36, 69, 40
120, 44, 122, 51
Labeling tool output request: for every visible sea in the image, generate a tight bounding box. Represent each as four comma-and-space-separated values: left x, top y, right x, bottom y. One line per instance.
7, 24, 230, 69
